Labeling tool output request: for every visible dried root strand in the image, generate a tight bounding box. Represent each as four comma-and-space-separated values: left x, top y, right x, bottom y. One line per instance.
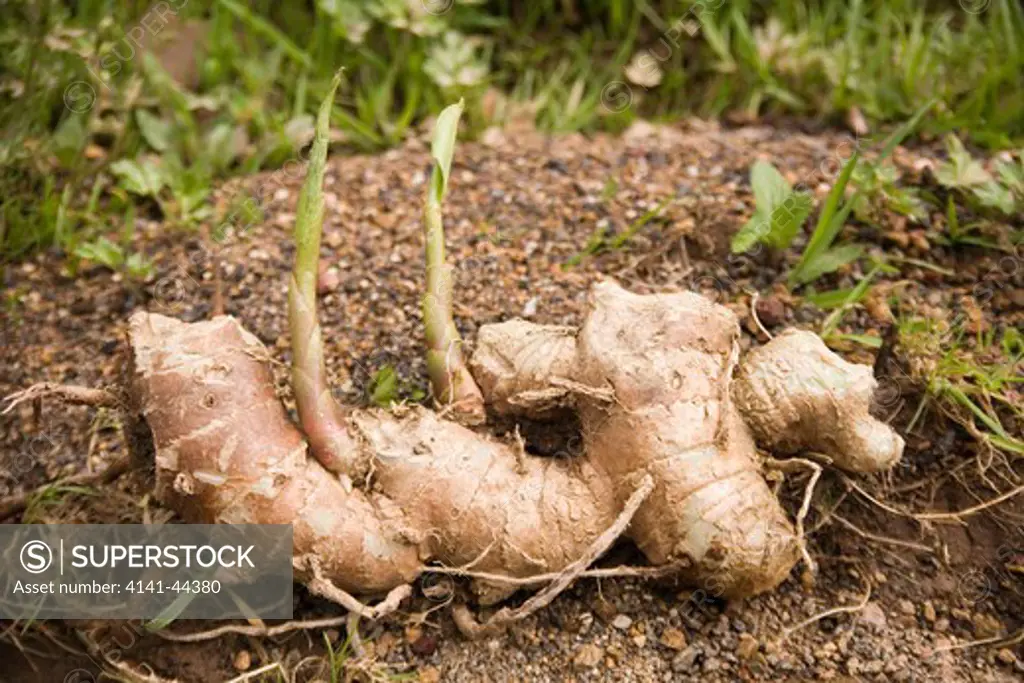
303, 559, 412, 621
2, 382, 120, 415
452, 474, 654, 639
424, 560, 685, 588
154, 616, 351, 643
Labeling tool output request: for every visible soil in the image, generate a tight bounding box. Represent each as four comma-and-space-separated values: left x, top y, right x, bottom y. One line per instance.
1, 119, 1022, 682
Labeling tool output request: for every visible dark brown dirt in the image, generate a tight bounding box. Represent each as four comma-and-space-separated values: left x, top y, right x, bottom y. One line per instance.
1, 120, 1022, 682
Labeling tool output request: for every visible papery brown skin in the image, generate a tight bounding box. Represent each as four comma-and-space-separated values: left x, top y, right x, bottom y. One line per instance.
128, 312, 617, 602
474, 282, 800, 596
733, 329, 905, 473
127, 280, 903, 604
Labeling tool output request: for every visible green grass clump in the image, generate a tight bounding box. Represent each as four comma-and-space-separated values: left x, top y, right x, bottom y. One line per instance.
899, 319, 1024, 457
2, 1, 1023, 260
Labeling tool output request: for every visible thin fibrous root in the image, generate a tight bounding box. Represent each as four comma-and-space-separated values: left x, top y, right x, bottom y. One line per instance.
766, 457, 822, 578
830, 513, 934, 553
452, 473, 654, 640
929, 627, 1024, 656
749, 290, 774, 340
776, 582, 872, 644
424, 561, 686, 588
0, 455, 131, 521
1, 382, 120, 415
76, 629, 180, 683
302, 558, 412, 621
155, 616, 351, 643
846, 476, 1024, 524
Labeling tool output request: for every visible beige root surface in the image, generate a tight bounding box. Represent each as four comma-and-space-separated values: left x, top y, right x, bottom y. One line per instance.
733, 329, 905, 473
128, 312, 618, 602
128, 280, 902, 608
474, 281, 800, 597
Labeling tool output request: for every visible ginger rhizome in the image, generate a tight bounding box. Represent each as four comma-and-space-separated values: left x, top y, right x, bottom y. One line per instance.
130, 277, 903, 606
734, 329, 905, 473
20, 81, 909, 628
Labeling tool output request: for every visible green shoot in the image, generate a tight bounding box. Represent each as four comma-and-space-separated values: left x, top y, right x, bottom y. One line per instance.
288, 69, 360, 475
422, 101, 485, 421
368, 366, 400, 408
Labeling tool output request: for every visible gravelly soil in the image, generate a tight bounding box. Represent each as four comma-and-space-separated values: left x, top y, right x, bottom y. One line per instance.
1, 120, 1022, 682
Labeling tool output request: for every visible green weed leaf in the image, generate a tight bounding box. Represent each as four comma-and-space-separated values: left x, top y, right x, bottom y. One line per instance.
110, 159, 165, 198
973, 182, 1016, 214
792, 243, 864, 285
731, 161, 813, 253
750, 160, 791, 211
74, 237, 123, 269
936, 135, 992, 188
135, 110, 173, 153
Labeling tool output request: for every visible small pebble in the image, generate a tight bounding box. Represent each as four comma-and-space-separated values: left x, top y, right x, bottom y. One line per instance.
755, 295, 787, 327
233, 650, 251, 672
660, 627, 687, 651
573, 643, 603, 669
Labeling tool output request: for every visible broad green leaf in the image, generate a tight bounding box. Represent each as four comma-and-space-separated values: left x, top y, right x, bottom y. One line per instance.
732, 161, 812, 253
764, 191, 813, 249
935, 135, 992, 188
125, 253, 154, 279
428, 100, 464, 206
750, 160, 791, 213
203, 123, 243, 173
110, 159, 165, 197
51, 114, 88, 166
994, 158, 1024, 194
973, 182, 1015, 214
135, 110, 173, 152
74, 237, 123, 269
730, 212, 770, 254
791, 243, 864, 285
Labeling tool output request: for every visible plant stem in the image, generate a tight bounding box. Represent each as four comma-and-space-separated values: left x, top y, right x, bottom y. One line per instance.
422, 102, 484, 422
288, 69, 360, 475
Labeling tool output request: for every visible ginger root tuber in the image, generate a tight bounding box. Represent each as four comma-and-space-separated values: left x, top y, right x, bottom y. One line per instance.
733, 329, 905, 473
473, 282, 799, 596
126, 276, 903, 611
26, 82, 907, 625
128, 311, 619, 603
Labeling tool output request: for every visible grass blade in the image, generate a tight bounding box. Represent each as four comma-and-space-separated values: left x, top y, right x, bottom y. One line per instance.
789, 150, 859, 285
217, 0, 312, 69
